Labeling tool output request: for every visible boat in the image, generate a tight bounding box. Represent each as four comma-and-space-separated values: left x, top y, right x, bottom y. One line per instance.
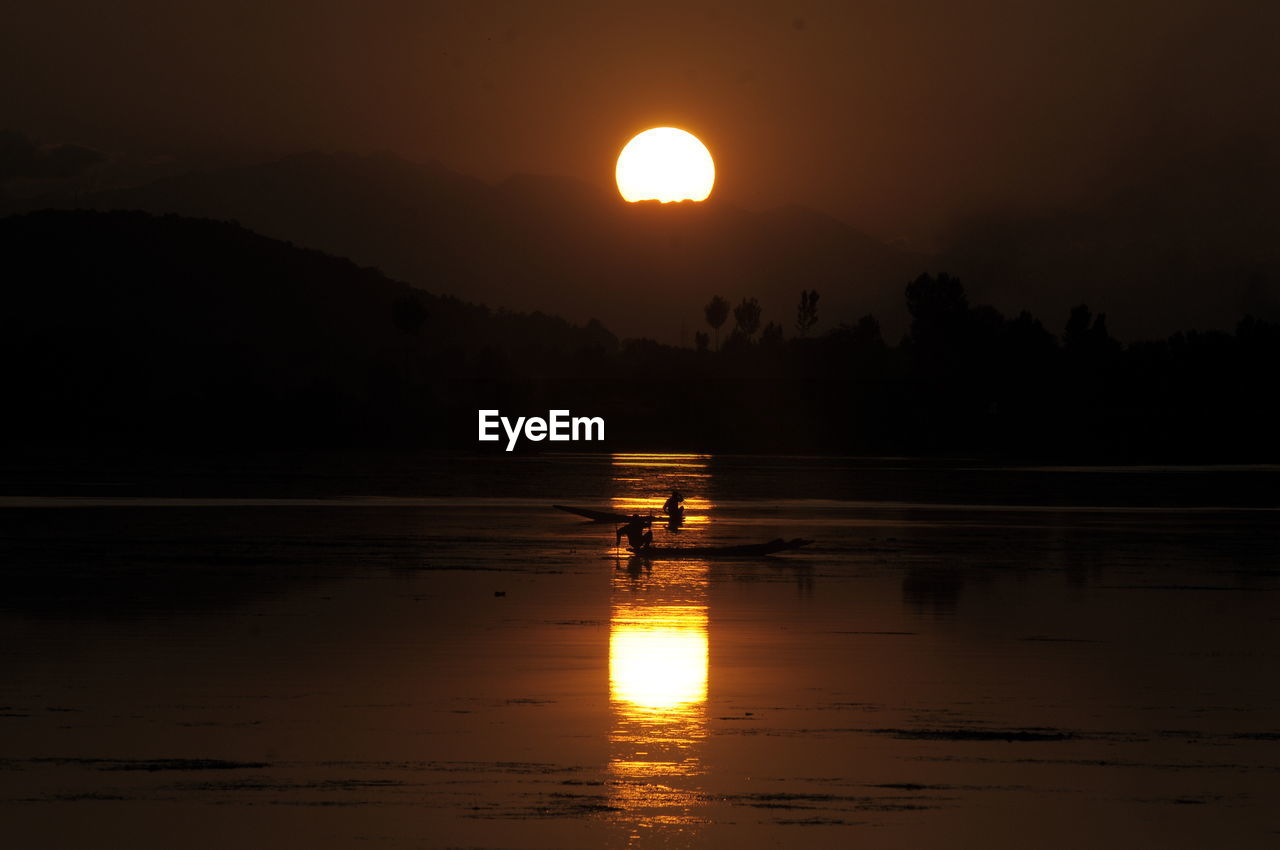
553, 504, 645, 523
626, 538, 813, 559
554, 504, 688, 524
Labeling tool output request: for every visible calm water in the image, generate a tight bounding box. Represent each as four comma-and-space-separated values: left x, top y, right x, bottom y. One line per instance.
2, 454, 1278, 848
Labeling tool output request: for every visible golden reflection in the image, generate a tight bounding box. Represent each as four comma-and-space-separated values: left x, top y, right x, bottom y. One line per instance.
610, 453, 713, 527
606, 453, 716, 840
611, 605, 708, 711
611, 496, 710, 526
607, 560, 711, 837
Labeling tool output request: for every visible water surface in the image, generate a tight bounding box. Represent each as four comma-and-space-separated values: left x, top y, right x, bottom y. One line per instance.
2, 454, 1278, 848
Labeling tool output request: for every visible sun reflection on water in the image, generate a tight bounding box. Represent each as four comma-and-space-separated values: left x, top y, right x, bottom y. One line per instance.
611, 605, 708, 711
606, 453, 716, 840
610, 453, 713, 527
608, 559, 711, 838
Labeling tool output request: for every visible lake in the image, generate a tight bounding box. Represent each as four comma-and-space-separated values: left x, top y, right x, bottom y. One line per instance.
2, 453, 1278, 848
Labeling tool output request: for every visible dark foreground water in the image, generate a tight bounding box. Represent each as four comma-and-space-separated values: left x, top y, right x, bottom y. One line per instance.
2, 454, 1278, 848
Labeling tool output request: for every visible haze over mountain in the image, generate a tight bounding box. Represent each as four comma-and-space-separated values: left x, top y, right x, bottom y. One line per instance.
6, 1, 1279, 342
8, 145, 1277, 342
938, 140, 1280, 338
4, 151, 923, 343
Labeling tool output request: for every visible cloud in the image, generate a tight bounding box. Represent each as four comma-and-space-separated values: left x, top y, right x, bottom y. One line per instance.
0, 129, 104, 182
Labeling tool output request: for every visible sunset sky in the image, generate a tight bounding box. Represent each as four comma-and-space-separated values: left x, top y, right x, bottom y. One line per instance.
5, 0, 1277, 244
4, 8, 1280, 846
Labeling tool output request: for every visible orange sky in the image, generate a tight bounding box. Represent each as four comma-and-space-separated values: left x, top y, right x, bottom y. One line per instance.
3, 0, 1278, 244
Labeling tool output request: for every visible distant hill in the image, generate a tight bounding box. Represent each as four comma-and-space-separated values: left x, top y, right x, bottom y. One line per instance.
4, 209, 1278, 460
5, 151, 924, 342
938, 141, 1280, 339
0, 209, 615, 446
8, 147, 1278, 342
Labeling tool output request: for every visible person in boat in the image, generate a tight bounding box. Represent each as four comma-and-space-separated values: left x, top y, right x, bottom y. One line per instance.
662, 490, 685, 517
616, 515, 654, 552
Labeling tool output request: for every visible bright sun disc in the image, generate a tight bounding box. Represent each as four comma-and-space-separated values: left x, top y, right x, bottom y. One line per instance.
616, 127, 715, 203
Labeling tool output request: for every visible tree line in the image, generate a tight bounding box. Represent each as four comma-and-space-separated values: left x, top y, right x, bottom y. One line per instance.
613, 272, 1279, 458
4, 210, 1277, 460
699, 290, 821, 351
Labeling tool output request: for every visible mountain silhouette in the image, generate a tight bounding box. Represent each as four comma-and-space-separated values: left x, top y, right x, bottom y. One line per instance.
6, 151, 923, 342
5, 209, 1278, 459
7, 145, 1279, 342
939, 140, 1280, 338
1, 209, 615, 446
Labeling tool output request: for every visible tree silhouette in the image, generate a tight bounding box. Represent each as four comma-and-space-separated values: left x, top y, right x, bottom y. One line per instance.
905, 272, 968, 332
795, 289, 820, 336
391, 294, 427, 335
904, 272, 972, 372
846, 313, 883, 348
734, 297, 762, 338
761, 321, 784, 349
704, 295, 729, 350
1064, 304, 1116, 352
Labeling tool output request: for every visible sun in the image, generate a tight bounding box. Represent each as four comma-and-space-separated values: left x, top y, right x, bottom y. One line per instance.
616, 127, 715, 203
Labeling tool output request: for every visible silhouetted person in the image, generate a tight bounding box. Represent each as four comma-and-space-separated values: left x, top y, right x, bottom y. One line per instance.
662, 491, 686, 532
616, 516, 653, 552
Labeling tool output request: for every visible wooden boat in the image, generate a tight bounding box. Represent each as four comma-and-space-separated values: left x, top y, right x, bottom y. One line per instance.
553, 504, 643, 522
627, 538, 813, 559
554, 504, 686, 523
